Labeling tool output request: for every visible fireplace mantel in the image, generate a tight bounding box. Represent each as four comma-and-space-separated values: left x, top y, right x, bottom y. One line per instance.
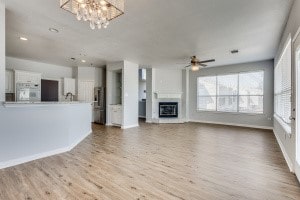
154, 92, 182, 99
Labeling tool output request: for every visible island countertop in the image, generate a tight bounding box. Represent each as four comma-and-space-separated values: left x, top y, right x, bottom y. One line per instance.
2, 101, 92, 107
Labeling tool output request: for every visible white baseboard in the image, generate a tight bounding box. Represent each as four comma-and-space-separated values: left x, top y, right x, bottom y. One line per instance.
121, 124, 139, 129
273, 129, 294, 172
0, 147, 69, 170
189, 119, 273, 130
0, 130, 92, 170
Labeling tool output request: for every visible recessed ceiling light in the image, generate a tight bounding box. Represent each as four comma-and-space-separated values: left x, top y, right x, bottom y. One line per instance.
100, 0, 106, 5
19, 37, 28, 41
49, 28, 59, 33
102, 6, 108, 11
81, 59, 86, 63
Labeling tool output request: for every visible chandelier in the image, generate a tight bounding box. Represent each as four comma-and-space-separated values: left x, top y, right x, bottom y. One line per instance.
60, 0, 125, 29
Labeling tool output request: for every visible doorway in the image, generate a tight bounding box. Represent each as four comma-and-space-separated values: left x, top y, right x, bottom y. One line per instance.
138, 68, 146, 120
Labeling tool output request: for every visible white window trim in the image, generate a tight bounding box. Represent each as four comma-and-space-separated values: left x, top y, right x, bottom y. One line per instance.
197, 70, 264, 114
274, 114, 291, 135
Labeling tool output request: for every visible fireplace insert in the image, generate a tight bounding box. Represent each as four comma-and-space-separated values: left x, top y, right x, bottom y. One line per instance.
159, 102, 178, 118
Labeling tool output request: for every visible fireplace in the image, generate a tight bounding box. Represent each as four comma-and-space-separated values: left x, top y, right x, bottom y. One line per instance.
159, 102, 178, 118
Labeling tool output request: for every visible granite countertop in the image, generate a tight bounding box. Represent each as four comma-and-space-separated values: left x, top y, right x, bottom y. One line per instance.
2, 101, 92, 107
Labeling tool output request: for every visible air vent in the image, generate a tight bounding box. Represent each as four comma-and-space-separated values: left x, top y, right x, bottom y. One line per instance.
231, 49, 239, 54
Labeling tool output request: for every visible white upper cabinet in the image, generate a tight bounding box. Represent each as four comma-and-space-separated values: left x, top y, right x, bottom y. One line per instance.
5, 70, 14, 93
15, 70, 41, 84
63, 78, 76, 95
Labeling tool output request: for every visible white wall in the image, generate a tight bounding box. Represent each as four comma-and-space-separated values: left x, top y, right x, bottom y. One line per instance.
106, 61, 139, 128
6, 57, 73, 78
154, 69, 182, 93
122, 61, 139, 128
188, 60, 274, 129
274, 0, 300, 172
146, 68, 183, 122
0, 0, 5, 102
77, 66, 95, 80
6, 57, 73, 101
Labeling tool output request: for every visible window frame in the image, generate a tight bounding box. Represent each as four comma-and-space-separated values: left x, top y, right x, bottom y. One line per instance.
197, 70, 264, 115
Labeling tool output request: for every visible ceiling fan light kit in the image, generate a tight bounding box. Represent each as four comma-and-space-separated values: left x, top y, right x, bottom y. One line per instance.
185, 56, 215, 71
60, 0, 125, 30
191, 65, 200, 71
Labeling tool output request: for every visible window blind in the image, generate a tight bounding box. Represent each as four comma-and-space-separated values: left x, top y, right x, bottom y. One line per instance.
274, 38, 292, 125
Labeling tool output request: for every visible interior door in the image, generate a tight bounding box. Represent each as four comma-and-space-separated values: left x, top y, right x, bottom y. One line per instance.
294, 32, 300, 180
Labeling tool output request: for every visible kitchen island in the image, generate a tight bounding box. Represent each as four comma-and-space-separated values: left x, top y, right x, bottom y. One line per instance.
0, 102, 92, 169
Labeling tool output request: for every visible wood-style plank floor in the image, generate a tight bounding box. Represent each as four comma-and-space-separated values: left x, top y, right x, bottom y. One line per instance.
0, 122, 300, 200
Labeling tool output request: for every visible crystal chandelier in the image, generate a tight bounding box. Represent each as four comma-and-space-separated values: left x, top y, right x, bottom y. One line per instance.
60, 0, 125, 30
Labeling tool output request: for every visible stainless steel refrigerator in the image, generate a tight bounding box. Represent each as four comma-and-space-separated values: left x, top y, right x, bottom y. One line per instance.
94, 87, 106, 124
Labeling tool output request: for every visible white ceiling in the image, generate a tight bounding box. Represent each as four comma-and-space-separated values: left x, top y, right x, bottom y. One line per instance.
5, 0, 293, 68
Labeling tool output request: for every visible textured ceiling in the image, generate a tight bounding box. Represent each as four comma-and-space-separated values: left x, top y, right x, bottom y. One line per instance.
5, 0, 293, 68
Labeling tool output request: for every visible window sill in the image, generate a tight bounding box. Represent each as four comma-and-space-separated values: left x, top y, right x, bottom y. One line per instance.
196, 110, 265, 116
274, 115, 291, 135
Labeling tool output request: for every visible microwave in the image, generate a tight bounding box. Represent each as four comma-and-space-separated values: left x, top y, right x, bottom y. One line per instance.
16, 83, 41, 102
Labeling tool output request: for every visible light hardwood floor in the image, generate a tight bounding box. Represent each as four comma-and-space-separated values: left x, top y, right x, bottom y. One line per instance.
0, 122, 300, 200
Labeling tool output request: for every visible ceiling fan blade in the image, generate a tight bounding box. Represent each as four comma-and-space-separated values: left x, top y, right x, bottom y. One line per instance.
184, 65, 191, 68
199, 64, 207, 67
198, 59, 215, 64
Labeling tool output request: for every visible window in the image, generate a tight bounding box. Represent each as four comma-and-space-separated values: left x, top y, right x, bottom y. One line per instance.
217, 74, 238, 112
197, 76, 216, 111
197, 71, 264, 113
274, 37, 292, 125
239, 71, 264, 113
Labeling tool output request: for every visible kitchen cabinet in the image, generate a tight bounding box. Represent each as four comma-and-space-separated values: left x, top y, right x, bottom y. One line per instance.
78, 80, 94, 102
110, 105, 122, 125
5, 70, 14, 93
63, 78, 76, 95
15, 70, 41, 84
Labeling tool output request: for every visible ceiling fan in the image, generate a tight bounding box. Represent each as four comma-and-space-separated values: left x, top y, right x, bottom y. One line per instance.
184, 56, 215, 71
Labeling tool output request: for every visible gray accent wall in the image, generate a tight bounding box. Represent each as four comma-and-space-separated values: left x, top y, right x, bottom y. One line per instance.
0, 0, 5, 102
146, 68, 154, 123
188, 60, 274, 128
